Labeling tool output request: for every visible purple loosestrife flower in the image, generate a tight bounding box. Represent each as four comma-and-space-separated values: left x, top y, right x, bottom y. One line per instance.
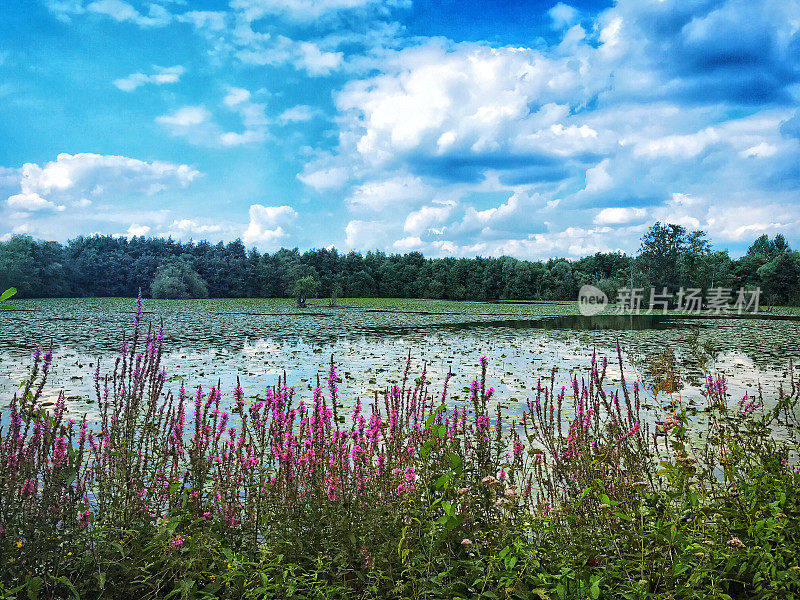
134, 289, 143, 327
79, 510, 91, 529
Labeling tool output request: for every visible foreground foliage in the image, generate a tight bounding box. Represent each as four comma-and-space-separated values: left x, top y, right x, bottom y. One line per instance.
1, 298, 799, 599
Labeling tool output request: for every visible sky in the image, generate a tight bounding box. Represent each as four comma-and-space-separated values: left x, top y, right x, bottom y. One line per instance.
1, 0, 799, 259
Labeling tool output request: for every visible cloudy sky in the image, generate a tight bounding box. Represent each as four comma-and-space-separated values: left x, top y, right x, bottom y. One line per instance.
1, 0, 799, 258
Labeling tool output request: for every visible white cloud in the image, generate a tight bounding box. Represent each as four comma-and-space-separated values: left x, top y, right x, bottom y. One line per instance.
157, 91, 268, 147
223, 87, 252, 107
3, 153, 200, 226
7, 192, 62, 212
229, 0, 397, 22
157, 105, 211, 128
344, 219, 385, 249
346, 175, 431, 211
86, 0, 171, 26
278, 105, 319, 123
404, 202, 455, 234
126, 223, 151, 237
548, 3, 579, 29
583, 159, 612, 192
243, 204, 298, 247
297, 42, 343, 76
298, 165, 350, 191
177, 10, 226, 31
169, 219, 222, 235
393, 236, 423, 251
114, 65, 185, 91
594, 207, 647, 225
739, 142, 778, 159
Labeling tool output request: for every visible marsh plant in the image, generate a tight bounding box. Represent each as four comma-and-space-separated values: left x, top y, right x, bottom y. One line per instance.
1, 296, 799, 599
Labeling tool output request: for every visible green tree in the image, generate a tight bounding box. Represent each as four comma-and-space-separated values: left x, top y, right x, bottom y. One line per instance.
293, 275, 320, 308
757, 252, 800, 305
150, 259, 209, 299
638, 222, 688, 291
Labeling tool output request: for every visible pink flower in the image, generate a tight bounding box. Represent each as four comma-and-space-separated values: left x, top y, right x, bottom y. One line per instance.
728, 537, 745, 548
461, 538, 473, 546
171, 534, 184, 550
79, 510, 91, 529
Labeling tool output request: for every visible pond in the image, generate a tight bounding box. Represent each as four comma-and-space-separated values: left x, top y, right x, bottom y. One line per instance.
2, 297, 800, 423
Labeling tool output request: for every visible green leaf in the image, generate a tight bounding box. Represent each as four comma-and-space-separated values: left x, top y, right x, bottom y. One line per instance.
26, 576, 42, 600
55, 576, 80, 600
590, 578, 601, 599
0, 288, 16, 302
613, 511, 631, 521
424, 403, 446, 430
447, 452, 463, 471
420, 439, 434, 460
556, 582, 566, 600
434, 471, 454, 490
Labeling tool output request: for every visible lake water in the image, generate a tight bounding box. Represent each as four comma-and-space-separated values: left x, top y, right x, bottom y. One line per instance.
2, 297, 800, 423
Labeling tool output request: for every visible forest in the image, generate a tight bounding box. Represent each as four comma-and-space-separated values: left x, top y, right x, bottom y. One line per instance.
1, 223, 798, 304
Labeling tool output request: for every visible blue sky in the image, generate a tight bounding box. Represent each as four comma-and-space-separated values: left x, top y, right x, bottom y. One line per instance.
1, 0, 799, 258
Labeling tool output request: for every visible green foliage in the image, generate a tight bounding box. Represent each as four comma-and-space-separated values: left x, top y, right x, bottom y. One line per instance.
151, 259, 210, 299
1, 225, 796, 303
0, 287, 16, 309
292, 274, 319, 307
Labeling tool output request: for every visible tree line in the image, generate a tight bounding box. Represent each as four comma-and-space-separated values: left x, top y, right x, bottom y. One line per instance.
0, 223, 798, 304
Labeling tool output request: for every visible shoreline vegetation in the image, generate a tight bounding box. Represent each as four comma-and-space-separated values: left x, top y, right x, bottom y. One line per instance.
1, 298, 799, 599
2, 224, 800, 307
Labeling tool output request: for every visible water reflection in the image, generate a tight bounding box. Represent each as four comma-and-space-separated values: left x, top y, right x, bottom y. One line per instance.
1, 299, 799, 426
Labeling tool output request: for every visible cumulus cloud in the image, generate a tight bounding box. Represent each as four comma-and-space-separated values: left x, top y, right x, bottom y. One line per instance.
5, 153, 200, 212
345, 219, 386, 249
548, 3, 579, 30
126, 223, 151, 237
594, 207, 647, 225
243, 204, 298, 247
404, 201, 456, 235
294, 0, 800, 256
169, 219, 222, 235
113, 65, 184, 91
41, 0, 800, 257
296, 42, 343, 75
393, 236, 423, 251
298, 164, 350, 191
346, 175, 432, 211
